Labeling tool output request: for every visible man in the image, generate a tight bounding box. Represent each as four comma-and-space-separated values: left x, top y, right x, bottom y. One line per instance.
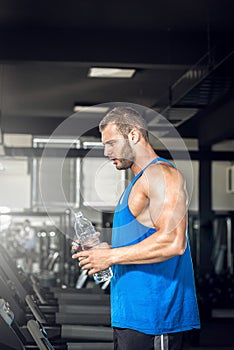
73, 106, 200, 350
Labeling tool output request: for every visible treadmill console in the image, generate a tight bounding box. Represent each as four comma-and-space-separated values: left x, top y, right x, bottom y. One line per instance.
0, 298, 14, 326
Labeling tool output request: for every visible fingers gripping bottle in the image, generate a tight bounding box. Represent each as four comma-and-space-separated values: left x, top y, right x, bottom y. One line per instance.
74, 211, 113, 284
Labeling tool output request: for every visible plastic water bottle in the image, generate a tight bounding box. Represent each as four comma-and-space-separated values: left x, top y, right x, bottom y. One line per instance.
74, 211, 113, 284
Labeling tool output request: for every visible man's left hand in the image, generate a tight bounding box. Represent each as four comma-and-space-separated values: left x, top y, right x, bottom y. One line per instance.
72, 243, 112, 276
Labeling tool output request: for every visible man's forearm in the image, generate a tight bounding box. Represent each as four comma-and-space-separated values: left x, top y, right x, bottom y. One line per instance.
110, 246, 173, 265
110, 231, 185, 265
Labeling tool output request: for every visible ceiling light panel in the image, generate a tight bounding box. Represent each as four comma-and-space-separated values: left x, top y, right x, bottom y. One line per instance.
88, 67, 136, 78
73, 105, 109, 113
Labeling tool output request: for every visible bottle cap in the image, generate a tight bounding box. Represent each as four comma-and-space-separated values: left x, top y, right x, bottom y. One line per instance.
74, 211, 83, 219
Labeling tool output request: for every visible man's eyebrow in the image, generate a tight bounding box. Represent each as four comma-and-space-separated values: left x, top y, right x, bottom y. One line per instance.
102, 139, 115, 145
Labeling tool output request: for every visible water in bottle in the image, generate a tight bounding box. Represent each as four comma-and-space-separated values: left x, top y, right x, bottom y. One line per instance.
74, 211, 113, 284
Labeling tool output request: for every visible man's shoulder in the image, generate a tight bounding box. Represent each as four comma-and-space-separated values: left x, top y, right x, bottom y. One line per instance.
145, 161, 179, 177
141, 162, 185, 190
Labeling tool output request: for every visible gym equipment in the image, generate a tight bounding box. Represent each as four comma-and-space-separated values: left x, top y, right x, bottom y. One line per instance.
61, 324, 113, 341
0, 244, 58, 307
56, 305, 111, 326
0, 245, 32, 298
0, 298, 25, 350
0, 267, 113, 345
55, 288, 109, 305
0, 274, 26, 326
0, 228, 114, 348
0, 254, 58, 325
66, 344, 113, 350
27, 320, 114, 350
27, 320, 56, 350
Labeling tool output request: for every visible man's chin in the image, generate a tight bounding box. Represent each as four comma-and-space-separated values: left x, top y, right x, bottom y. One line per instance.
115, 160, 133, 170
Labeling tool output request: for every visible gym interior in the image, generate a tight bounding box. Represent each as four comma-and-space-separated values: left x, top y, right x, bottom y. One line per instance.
0, 2, 233, 350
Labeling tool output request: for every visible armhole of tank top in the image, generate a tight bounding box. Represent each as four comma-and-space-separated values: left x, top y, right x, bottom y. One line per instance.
126, 158, 176, 207
119, 158, 175, 206
118, 191, 124, 205
119, 170, 143, 205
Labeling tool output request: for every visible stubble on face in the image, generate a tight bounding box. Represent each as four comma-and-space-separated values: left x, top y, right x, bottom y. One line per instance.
115, 138, 135, 170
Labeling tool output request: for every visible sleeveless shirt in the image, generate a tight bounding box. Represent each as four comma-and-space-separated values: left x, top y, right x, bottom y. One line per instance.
111, 157, 200, 335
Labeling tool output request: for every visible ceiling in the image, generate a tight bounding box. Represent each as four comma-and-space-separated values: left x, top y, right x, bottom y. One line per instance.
0, 0, 234, 148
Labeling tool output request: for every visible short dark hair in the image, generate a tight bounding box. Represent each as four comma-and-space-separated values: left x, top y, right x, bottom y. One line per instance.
99, 107, 148, 141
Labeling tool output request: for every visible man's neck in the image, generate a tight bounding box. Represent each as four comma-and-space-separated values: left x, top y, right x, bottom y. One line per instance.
131, 144, 159, 175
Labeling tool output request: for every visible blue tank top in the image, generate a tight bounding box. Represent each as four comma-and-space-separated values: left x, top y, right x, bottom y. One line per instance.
111, 157, 200, 335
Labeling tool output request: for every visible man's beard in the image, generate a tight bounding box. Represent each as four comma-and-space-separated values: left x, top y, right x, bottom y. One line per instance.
115, 139, 134, 170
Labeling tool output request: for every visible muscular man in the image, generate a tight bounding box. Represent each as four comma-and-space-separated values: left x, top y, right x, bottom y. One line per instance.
73, 106, 200, 350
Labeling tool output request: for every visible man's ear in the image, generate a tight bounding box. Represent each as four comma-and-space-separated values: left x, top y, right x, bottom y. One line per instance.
128, 128, 141, 144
